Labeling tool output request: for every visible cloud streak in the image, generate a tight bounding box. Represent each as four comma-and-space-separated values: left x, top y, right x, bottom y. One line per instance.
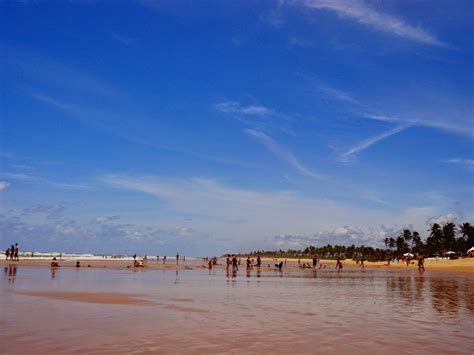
442, 158, 474, 170
215, 101, 272, 116
340, 125, 409, 161
305, 0, 446, 47
245, 129, 322, 180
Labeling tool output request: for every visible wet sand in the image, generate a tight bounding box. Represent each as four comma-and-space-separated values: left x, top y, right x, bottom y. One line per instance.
1, 257, 473, 274
1, 262, 473, 354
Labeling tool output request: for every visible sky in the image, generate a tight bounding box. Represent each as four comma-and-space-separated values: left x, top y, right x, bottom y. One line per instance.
0, 0, 473, 256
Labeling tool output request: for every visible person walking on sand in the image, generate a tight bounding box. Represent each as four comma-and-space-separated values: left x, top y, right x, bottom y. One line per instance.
14, 243, 19, 261
360, 256, 365, 268
256, 255, 261, 269
176, 252, 179, 264
232, 255, 239, 271
335, 257, 342, 270
163, 255, 167, 264
5, 247, 10, 260
417, 253, 425, 272
9, 245, 14, 261
312, 255, 317, 269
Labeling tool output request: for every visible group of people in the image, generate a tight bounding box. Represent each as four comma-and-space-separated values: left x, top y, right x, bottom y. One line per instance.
4, 243, 19, 261
221, 255, 265, 271
386, 253, 425, 271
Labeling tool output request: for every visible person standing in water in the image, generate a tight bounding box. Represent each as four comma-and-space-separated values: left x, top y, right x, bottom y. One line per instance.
232, 255, 239, 271
246, 257, 252, 271
417, 253, 425, 271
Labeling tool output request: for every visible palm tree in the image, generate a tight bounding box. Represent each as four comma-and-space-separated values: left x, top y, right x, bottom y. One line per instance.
459, 222, 474, 250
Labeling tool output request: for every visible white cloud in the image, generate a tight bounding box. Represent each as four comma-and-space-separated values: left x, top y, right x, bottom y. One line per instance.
0, 181, 10, 191
426, 213, 461, 226
339, 124, 409, 162
305, 0, 446, 47
214, 101, 272, 116
245, 129, 323, 180
92, 215, 121, 224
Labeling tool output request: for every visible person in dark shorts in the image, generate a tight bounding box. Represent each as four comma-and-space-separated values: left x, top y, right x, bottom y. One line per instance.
232, 255, 239, 271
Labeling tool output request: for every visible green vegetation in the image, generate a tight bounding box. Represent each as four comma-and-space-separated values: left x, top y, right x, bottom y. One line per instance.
240, 222, 474, 262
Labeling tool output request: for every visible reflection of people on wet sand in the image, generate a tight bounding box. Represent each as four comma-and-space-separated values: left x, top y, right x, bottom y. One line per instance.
417, 254, 425, 272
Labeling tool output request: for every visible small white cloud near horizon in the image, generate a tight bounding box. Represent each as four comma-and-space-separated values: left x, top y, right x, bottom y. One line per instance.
214, 101, 272, 116
245, 129, 323, 180
0, 181, 11, 191
426, 212, 461, 226
304, 0, 446, 47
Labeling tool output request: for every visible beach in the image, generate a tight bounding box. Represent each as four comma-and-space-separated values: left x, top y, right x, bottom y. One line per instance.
2, 256, 472, 274
1, 258, 473, 354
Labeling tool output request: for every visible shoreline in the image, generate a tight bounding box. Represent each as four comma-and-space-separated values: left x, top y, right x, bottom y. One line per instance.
1, 257, 473, 274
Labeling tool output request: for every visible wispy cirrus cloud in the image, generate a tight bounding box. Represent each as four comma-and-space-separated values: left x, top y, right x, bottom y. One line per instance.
339, 124, 410, 162
441, 158, 474, 170
214, 101, 272, 116
0, 172, 93, 191
304, 0, 446, 47
245, 129, 323, 180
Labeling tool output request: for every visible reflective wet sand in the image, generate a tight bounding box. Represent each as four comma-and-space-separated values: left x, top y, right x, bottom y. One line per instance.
1, 264, 473, 354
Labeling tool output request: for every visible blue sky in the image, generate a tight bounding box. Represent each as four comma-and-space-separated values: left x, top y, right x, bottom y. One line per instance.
1, 0, 473, 256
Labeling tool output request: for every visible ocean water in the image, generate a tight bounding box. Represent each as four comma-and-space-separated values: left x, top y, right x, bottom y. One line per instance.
1, 264, 473, 354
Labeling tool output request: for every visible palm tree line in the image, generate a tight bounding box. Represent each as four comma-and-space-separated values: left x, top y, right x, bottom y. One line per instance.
242, 222, 474, 262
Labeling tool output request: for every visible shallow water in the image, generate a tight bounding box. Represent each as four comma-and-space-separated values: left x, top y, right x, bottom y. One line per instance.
1, 263, 473, 354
